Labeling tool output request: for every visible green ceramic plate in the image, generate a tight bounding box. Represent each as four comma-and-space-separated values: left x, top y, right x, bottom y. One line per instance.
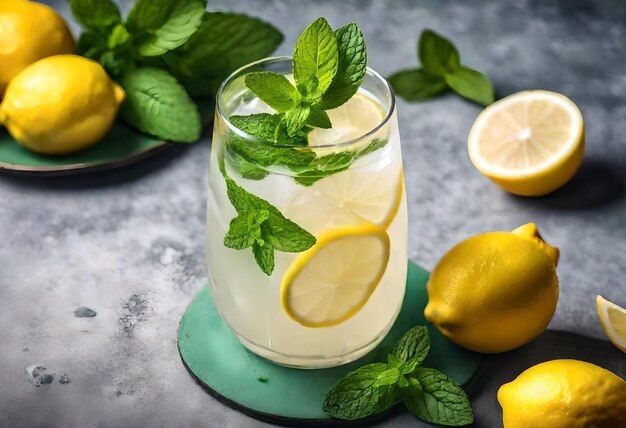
0, 123, 169, 176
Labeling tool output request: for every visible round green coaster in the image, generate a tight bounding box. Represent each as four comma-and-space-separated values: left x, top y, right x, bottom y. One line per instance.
178, 261, 484, 425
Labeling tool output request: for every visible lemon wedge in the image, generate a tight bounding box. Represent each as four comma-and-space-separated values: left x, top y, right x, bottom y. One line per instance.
308, 93, 385, 146
468, 90, 584, 196
596, 295, 626, 353
284, 169, 403, 236
281, 223, 390, 328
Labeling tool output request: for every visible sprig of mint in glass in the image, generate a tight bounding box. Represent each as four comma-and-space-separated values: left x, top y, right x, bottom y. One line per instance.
69, 0, 282, 142
231, 17, 367, 144
323, 326, 474, 426
389, 29, 494, 106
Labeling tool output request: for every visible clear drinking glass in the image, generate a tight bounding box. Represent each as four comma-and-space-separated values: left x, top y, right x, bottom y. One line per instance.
206, 57, 408, 368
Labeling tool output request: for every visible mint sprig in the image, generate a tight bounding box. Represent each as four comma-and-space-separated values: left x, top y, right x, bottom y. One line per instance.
70, 0, 283, 142
220, 159, 316, 275
323, 326, 474, 426
389, 29, 494, 106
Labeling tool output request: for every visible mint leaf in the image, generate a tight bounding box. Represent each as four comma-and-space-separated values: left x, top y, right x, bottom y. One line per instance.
388, 69, 448, 102
323, 363, 401, 420
119, 67, 201, 142
285, 103, 311, 137
404, 367, 473, 426
226, 135, 315, 170
229, 114, 282, 143
108, 23, 131, 49
357, 138, 388, 158
221, 170, 315, 275
252, 239, 275, 275
297, 75, 321, 102
306, 107, 332, 129
321, 22, 367, 109
76, 30, 108, 60
245, 72, 298, 112
445, 66, 494, 106
400, 358, 420, 375
126, 0, 206, 57
418, 29, 460, 76
392, 326, 430, 365
70, 0, 121, 31
164, 12, 283, 97
293, 17, 338, 94
294, 151, 355, 186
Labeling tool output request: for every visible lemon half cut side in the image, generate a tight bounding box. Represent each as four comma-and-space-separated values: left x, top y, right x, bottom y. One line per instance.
281, 223, 390, 328
468, 90, 584, 196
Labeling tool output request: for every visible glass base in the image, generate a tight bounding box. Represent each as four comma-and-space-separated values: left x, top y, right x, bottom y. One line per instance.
234, 321, 395, 369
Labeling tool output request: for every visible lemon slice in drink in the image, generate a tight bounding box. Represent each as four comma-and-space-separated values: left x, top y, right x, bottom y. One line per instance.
284, 169, 403, 235
596, 295, 626, 353
308, 93, 385, 146
281, 223, 390, 328
468, 90, 584, 196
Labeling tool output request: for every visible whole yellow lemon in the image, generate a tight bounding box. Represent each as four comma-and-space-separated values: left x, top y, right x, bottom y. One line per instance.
498, 359, 626, 428
424, 223, 559, 353
0, 0, 75, 95
0, 55, 125, 155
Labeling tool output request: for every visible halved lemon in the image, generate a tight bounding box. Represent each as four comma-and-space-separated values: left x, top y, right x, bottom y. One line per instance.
308, 93, 385, 147
281, 223, 390, 328
596, 295, 626, 353
468, 90, 584, 196
283, 169, 403, 236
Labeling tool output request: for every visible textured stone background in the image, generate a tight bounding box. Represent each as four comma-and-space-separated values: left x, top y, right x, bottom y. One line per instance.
0, 0, 625, 427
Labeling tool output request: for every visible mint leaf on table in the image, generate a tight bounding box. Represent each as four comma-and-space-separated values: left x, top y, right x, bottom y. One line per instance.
388, 69, 448, 102
391, 325, 431, 365
221, 171, 315, 275
404, 367, 474, 426
245, 72, 298, 112
445, 66, 495, 106
323, 363, 402, 420
70, 0, 121, 31
321, 22, 367, 110
418, 29, 460, 77
293, 17, 339, 95
163, 12, 283, 97
119, 67, 201, 142
388, 29, 494, 106
126, 0, 206, 57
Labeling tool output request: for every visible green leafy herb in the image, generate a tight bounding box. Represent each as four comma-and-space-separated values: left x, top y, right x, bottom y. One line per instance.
391, 325, 430, 365
70, 0, 283, 142
125, 0, 206, 57
389, 29, 494, 106
293, 17, 338, 95
322, 363, 401, 420
323, 326, 473, 426
119, 67, 201, 142
244, 72, 298, 112
321, 23, 367, 109
221, 166, 316, 275
404, 367, 474, 426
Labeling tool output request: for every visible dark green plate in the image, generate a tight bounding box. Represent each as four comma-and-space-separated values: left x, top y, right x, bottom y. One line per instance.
178, 261, 484, 426
0, 123, 169, 176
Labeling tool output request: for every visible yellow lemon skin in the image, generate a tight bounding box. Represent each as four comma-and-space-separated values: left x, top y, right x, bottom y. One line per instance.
424, 223, 559, 353
498, 359, 626, 428
0, 55, 125, 155
486, 133, 585, 197
0, 0, 75, 95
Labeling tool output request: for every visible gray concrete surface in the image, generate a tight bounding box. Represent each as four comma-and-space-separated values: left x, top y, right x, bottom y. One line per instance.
1, 0, 625, 427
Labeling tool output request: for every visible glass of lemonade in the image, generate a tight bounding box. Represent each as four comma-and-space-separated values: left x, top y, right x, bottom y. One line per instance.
206, 57, 407, 368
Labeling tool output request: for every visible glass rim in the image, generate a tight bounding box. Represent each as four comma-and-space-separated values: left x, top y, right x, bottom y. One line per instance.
216, 56, 396, 150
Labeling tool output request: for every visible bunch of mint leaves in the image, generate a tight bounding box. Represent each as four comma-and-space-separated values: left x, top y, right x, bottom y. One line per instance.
69, 0, 282, 142
218, 158, 315, 275
323, 326, 474, 426
389, 29, 494, 106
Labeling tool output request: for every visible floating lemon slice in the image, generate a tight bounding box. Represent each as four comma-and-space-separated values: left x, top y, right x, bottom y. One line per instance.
468, 90, 584, 196
596, 295, 626, 353
284, 169, 403, 236
308, 93, 385, 147
281, 223, 390, 328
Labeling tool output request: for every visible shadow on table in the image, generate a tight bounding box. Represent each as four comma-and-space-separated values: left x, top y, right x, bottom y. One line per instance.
0, 142, 195, 190
508, 157, 626, 211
